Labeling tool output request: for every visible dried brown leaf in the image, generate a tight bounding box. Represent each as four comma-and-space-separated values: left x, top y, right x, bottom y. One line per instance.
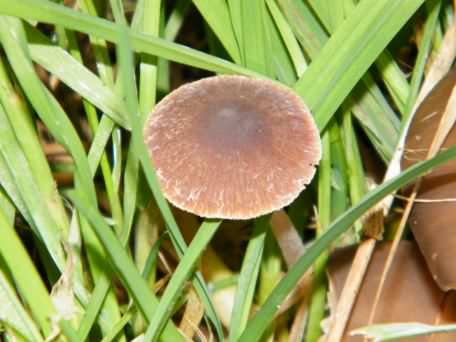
327, 241, 456, 341
401, 68, 456, 290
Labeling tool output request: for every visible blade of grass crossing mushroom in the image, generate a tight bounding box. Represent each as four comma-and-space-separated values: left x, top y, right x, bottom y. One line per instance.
229, 216, 270, 342
382, 18, 456, 216
116, 21, 224, 341
306, 131, 331, 342
68, 190, 183, 342
0, 0, 260, 77
239, 144, 456, 342
143, 219, 221, 342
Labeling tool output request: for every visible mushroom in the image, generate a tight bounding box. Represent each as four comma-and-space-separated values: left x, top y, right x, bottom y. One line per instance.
144, 75, 321, 219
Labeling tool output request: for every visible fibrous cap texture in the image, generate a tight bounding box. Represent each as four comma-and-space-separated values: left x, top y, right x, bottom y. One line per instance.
144, 75, 321, 219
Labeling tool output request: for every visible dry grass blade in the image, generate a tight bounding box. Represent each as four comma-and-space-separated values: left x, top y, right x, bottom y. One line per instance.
289, 298, 309, 342
270, 210, 304, 267
324, 239, 376, 342
179, 290, 205, 340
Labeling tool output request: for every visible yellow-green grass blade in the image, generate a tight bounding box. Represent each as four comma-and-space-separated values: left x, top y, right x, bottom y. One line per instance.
192, 0, 241, 63
294, 0, 424, 131
143, 219, 222, 342
0, 0, 259, 77
68, 190, 184, 342
25, 24, 130, 129
0, 208, 55, 336
241, 144, 456, 342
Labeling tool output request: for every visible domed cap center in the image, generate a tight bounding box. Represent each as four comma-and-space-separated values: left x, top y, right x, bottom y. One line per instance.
202, 103, 265, 149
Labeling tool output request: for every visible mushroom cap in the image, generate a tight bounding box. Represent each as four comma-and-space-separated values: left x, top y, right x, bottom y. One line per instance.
144, 75, 321, 219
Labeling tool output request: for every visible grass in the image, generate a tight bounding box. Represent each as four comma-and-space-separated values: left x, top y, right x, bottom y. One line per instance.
0, 0, 454, 341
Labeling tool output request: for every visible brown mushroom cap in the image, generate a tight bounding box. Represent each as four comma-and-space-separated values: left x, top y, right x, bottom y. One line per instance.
144, 75, 321, 219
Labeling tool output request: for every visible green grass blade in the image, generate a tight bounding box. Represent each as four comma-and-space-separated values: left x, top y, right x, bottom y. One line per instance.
278, 0, 399, 160
68, 190, 183, 342
0, 263, 43, 342
0, 208, 55, 336
143, 219, 221, 342
294, 0, 425, 131
117, 14, 225, 341
240, 0, 268, 73
266, 0, 307, 77
263, 4, 297, 84
0, 16, 125, 336
0, 104, 65, 269
25, 24, 130, 129
0, 0, 259, 77
240, 144, 456, 342
192, 0, 241, 62
0, 58, 70, 236
403, 0, 441, 120
306, 131, 331, 342
229, 216, 269, 342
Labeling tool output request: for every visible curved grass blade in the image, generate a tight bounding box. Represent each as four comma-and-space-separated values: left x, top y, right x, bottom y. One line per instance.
0, 0, 261, 77
240, 144, 456, 341
294, 0, 424, 130
192, 0, 241, 62
25, 24, 130, 129
228, 216, 269, 342
68, 190, 183, 342
116, 19, 224, 341
352, 323, 456, 342
0, 208, 55, 336
0, 263, 43, 342
0, 16, 124, 335
143, 219, 221, 342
